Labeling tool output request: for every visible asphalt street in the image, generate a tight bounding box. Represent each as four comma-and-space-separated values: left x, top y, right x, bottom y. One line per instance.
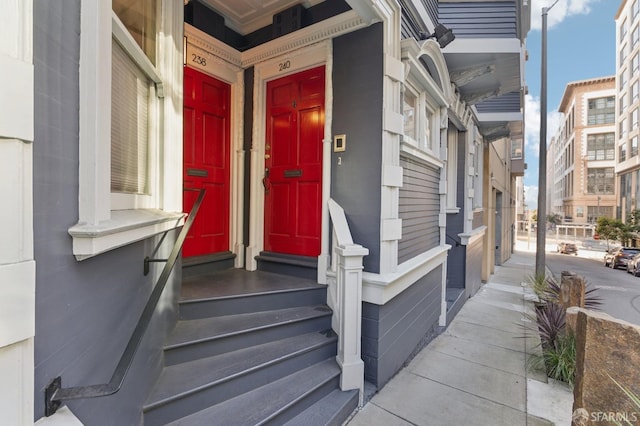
517, 235, 640, 326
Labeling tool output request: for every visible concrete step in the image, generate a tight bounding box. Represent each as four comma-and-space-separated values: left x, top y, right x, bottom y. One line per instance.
164, 359, 344, 426
179, 285, 327, 320
164, 305, 332, 365
143, 331, 337, 425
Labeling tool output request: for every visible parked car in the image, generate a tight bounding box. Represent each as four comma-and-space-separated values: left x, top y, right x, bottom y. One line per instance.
557, 242, 578, 255
604, 247, 640, 269
627, 253, 640, 276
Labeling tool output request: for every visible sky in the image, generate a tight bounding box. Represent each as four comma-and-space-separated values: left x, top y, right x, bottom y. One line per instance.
523, 0, 620, 210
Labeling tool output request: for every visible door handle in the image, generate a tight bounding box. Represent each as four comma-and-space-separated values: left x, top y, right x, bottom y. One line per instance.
262, 167, 270, 195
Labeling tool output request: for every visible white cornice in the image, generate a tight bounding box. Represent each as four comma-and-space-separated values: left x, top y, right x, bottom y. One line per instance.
187, 11, 368, 70
241, 11, 366, 68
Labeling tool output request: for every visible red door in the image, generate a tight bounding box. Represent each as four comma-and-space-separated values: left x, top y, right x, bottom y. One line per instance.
183, 67, 230, 258
264, 66, 325, 257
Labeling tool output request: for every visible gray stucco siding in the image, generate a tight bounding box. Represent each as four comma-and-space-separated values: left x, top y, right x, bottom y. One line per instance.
331, 24, 384, 273
398, 154, 441, 264
361, 265, 442, 387
33, 1, 179, 423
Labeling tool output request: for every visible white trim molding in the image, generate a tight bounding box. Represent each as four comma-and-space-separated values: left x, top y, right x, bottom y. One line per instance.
459, 225, 487, 246
362, 245, 450, 305
0, 0, 34, 424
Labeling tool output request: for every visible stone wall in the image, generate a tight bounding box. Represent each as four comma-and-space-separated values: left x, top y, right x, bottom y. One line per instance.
567, 307, 640, 425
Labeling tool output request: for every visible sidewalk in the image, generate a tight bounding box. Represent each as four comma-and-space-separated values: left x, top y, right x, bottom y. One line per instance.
346, 249, 573, 426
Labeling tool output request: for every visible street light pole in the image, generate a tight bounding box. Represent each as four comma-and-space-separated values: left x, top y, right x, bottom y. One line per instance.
536, 1, 559, 277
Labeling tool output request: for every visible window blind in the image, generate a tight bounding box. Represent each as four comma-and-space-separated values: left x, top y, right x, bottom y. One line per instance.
111, 39, 150, 194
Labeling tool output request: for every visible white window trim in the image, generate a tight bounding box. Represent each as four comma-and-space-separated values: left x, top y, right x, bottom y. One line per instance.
69, 0, 184, 260
402, 79, 440, 157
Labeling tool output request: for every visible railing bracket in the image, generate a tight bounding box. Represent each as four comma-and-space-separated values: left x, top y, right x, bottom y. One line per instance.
44, 189, 205, 417
45, 377, 62, 417
144, 256, 168, 276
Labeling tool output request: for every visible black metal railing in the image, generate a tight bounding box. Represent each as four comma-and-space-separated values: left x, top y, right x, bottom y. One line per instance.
45, 188, 206, 417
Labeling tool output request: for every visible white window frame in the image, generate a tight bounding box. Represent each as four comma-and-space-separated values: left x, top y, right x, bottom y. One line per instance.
402, 76, 441, 162
68, 0, 184, 260
472, 128, 484, 210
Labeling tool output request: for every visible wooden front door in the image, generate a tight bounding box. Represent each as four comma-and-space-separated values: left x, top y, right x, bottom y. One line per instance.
183, 66, 230, 258
264, 66, 325, 257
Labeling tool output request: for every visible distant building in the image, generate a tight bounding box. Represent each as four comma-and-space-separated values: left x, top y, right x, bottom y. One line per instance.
548, 77, 617, 225
616, 0, 640, 220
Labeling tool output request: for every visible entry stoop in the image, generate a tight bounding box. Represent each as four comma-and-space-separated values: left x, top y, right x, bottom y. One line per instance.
255, 252, 318, 280
143, 269, 358, 425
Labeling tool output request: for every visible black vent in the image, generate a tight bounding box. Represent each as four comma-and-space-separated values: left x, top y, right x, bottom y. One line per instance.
273, 4, 307, 37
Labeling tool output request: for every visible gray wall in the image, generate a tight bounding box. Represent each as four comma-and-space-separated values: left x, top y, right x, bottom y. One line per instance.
33, 1, 179, 423
361, 266, 442, 387
439, 1, 517, 38
445, 131, 466, 288
331, 24, 384, 273
398, 154, 441, 264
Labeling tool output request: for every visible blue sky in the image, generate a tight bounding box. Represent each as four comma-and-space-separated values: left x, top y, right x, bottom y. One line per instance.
523, 0, 619, 210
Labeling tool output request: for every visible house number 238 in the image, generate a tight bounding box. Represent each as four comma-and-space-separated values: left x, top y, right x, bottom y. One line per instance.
191, 54, 206, 66
279, 60, 291, 71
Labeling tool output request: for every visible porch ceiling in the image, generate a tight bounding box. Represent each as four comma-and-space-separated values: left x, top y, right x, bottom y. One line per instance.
443, 48, 524, 141
199, 0, 325, 35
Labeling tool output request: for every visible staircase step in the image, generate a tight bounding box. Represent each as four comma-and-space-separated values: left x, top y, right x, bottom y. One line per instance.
164, 306, 332, 365
182, 252, 236, 278
165, 359, 342, 426
179, 286, 327, 320
255, 252, 318, 280
282, 388, 359, 426
144, 331, 337, 425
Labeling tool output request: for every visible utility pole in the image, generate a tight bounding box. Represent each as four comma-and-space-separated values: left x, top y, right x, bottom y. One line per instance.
536, 0, 560, 277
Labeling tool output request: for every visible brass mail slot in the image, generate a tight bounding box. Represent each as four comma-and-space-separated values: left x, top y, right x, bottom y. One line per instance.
284, 169, 303, 177
187, 168, 208, 177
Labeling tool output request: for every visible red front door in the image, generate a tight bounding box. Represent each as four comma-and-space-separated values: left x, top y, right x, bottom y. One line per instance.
183, 66, 230, 258
264, 66, 325, 257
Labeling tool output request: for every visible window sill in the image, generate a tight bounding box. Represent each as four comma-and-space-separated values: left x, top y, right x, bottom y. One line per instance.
68, 209, 185, 260
400, 141, 443, 168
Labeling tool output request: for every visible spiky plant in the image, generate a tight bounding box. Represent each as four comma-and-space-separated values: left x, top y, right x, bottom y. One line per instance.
528, 273, 551, 300
535, 301, 566, 350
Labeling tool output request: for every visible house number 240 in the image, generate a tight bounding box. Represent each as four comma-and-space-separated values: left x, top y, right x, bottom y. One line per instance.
279, 60, 291, 71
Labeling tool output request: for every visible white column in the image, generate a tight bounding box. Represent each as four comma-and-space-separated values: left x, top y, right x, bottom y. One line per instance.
335, 243, 368, 407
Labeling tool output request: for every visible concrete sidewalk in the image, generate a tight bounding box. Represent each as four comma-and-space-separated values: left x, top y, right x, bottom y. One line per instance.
346, 250, 573, 426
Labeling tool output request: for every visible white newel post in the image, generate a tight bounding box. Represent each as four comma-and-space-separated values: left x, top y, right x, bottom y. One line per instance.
335, 243, 368, 407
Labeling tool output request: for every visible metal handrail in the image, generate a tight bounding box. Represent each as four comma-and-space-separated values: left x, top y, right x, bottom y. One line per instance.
45, 188, 206, 417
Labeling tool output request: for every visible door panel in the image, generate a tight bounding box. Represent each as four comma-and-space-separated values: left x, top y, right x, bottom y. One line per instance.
264, 66, 325, 257
183, 66, 230, 258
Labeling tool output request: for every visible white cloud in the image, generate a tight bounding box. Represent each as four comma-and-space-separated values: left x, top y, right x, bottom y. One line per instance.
530, 0, 601, 31
525, 185, 539, 211
524, 94, 563, 158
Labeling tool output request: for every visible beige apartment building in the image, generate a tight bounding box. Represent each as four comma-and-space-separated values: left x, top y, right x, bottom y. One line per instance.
616, 0, 640, 220
548, 77, 617, 225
